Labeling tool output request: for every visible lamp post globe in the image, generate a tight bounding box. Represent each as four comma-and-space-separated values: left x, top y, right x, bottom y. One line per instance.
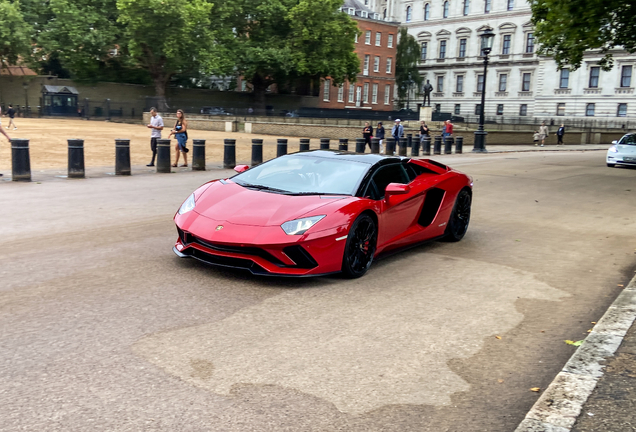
473, 28, 495, 153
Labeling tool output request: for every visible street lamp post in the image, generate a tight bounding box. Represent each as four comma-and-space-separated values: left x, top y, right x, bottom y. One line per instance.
473, 28, 495, 153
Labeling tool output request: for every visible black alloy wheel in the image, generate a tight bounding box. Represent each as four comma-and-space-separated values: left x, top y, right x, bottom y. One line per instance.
444, 189, 471, 242
342, 214, 378, 278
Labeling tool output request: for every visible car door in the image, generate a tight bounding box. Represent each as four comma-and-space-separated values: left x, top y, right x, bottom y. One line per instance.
365, 164, 424, 249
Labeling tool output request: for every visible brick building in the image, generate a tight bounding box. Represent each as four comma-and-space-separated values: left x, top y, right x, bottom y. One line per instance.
317, 0, 399, 111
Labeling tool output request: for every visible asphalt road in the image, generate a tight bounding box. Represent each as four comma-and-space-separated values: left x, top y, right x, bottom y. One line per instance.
1, 150, 635, 432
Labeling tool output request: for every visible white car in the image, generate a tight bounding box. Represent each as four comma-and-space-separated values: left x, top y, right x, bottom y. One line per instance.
607, 133, 636, 167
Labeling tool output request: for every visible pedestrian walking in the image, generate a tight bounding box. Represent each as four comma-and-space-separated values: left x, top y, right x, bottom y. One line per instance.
146, 107, 164, 166
5, 104, 17, 130
362, 122, 373, 151
556, 123, 565, 145
391, 119, 404, 155
538, 121, 549, 147
168, 109, 189, 167
419, 121, 430, 146
443, 119, 453, 137
376, 122, 385, 154
533, 130, 539, 145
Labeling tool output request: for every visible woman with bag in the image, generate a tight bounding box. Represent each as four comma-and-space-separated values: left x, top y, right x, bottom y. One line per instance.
169, 109, 189, 167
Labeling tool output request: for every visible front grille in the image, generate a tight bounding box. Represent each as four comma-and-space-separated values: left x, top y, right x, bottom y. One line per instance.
190, 248, 266, 273
190, 235, 286, 266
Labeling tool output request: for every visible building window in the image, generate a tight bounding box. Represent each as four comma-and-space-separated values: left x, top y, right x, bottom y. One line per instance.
617, 103, 627, 117
525, 33, 534, 53
388, 34, 394, 48
484, 0, 491, 13
439, 40, 447, 59
385, 84, 391, 104
454, 104, 461, 114
496, 104, 504, 115
477, 74, 484, 92
373, 56, 380, 72
364, 0, 369, 5
371, 83, 378, 104
507, 0, 514, 10
437, 75, 444, 92
323, 80, 330, 101
586, 103, 595, 116
463, 0, 469, 15
456, 75, 464, 92
559, 69, 570, 88
361, 11, 368, 18
383, 9, 387, 19
522, 73, 531, 91
421, 42, 427, 60
386, 57, 392, 74
519, 104, 527, 116
589, 67, 600, 88
556, 102, 565, 116
459, 38, 467, 57
424, 3, 430, 20
363, 83, 369, 103
375, 32, 382, 46
443, 1, 449, 18
475, 104, 482, 115
406, 6, 412, 22
365, 31, 371, 44
498, 74, 507, 91
347, 7, 355, 15
354, 33, 359, 43
363, 55, 370, 75
621, 65, 632, 87
502, 35, 511, 55
337, 85, 344, 102
348, 84, 355, 103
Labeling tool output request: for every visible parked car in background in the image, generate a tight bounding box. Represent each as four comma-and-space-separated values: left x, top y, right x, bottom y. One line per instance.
607, 133, 636, 167
201, 106, 231, 115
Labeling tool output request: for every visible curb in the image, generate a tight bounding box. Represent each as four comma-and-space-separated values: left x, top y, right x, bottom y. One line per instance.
515, 273, 636, 431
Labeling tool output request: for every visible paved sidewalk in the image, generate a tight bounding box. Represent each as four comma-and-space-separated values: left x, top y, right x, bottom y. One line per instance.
467, 143, 608, 153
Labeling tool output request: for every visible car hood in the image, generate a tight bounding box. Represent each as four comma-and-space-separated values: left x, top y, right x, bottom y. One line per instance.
616, 144, 636, 154
193, 180, 351, 226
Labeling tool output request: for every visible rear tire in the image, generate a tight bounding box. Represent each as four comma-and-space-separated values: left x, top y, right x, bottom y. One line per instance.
341, 214, 377, 278
443, 189, 471, 242
607, 163, 616, 167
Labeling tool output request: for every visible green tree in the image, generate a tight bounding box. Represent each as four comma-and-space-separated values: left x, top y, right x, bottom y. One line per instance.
0, 0, 33, 69
531, 0, 636, 70
229, 0, 359, 107
395, 27, 423, 109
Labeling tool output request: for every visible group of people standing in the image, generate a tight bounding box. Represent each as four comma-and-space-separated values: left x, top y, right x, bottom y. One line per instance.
146, 107, 190, 167
533, 122, 566, 146
361, 119, 454, 155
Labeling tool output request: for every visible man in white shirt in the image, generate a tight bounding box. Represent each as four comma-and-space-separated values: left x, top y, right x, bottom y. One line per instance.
146, 107, 164, 166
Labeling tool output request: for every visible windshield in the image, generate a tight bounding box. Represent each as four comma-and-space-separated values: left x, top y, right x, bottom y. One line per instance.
232, 155, 370, 195
619, 134, 636, 145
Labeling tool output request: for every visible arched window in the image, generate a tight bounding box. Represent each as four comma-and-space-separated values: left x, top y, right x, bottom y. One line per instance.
424, 3, 430, 20
443, 1, 449, 18
406, 6, 412, 22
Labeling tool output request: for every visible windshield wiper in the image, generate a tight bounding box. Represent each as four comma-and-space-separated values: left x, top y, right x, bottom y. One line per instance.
287, 192, 350, 196
235, 182, 290, 194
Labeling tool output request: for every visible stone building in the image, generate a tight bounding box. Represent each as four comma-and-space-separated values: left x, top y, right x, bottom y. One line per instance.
368, 0, 635, 123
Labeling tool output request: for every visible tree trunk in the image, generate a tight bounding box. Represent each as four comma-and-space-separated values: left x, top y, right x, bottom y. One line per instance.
153, 74, 170, 112
250, 73, 269, 112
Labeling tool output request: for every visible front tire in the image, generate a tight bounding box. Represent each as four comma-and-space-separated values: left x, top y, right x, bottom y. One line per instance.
607, 163, 616, 167
443, 189, 471, 242
342, 214, 377, 278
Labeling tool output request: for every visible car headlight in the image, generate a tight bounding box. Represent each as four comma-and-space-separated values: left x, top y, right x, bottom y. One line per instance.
281, 215, 326, 235
609, 146, 618, 153
178, 193, 196, 215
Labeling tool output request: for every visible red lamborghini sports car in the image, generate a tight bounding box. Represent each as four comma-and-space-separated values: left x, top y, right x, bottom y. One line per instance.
173, 150, 472, 278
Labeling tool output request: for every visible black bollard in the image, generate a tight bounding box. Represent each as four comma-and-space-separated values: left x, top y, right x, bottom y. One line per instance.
115, 138, 131, 175
156, 139, 171, 173
422, 137, 431, 155
299, 138, 310, 151
407, 133, 413, 148
399, 138, 408, 156
277, 138, 288, 157
339, 138, 348, 151
251, 138, 263, 166
386, 137, 396, 155
224, 139, 236, 169
355, 138, 366, 154
320, 138, 330, 150
192, 139, 206, 171
411, 136, 420, 157
67, 139, 85, 178
11, 138, 31, 181
455, 136, 464, 154
444, 136, 453, 154
371, 138, 380, 154
433, 136, 442, 155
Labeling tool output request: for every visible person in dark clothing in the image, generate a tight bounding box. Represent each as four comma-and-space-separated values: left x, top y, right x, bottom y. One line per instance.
419, 121, 430, 146
556, 123, 565, 145
362, 122, 373, 151
5, 105, 17, 130
376, 122, 385, 153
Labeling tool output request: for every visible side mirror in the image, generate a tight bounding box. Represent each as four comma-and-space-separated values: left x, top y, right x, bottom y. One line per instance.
612, 140, 618, 145
233, 165, 249, 173
385, 183, 410, 199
